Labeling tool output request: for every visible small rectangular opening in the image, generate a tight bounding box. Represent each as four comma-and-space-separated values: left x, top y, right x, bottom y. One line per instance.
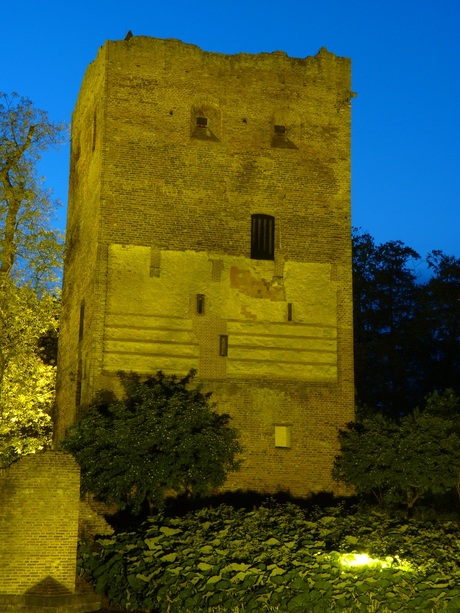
274, 124, 286, 134
287, 303, 293, 321
196, 294, 205, 314
219, 335, 228, 357
196, 117, 208, 127
275, 425, 291, 448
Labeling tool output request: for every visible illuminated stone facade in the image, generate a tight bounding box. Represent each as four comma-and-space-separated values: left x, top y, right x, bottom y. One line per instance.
56, 36, 355, 497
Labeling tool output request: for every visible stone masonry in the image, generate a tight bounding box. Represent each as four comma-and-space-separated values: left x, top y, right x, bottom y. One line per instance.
55, 35, 355, 497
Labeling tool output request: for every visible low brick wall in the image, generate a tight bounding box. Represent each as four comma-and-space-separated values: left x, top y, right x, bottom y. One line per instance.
0, 451, 80, 596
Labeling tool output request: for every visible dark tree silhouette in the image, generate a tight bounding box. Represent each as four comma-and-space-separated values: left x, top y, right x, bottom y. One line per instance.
352, 230, 460, 416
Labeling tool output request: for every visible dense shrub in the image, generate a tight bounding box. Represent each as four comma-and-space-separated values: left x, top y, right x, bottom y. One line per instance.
78, 502, 460, 611
62, 370, 241, 512
334, 390, 460, 513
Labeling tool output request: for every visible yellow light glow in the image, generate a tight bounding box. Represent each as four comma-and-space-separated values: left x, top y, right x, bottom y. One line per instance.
338, 553, 413, 572
341, 553, 377, 567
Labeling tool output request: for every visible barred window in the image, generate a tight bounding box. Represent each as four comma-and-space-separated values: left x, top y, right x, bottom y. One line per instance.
251, 214, 275, 260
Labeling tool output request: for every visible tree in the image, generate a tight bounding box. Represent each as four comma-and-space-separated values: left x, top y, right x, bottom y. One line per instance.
333, 390, 460, 513
61, 370, 242, 513
0, 92, 66, 462
353, 230, 460, 416
417, 251, 460, 397
352, 229, 421, 415
0, 284, 59, 466
0, 92, 66, 288
1, 91, 65, 385
424, 388, 460, 420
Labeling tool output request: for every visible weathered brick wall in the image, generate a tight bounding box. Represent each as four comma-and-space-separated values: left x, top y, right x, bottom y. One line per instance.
100, 39, 351, 261
54, 48, 107, 441
56, 36, 354, 497
0, 452, 80, 595
206, 381, 352, 497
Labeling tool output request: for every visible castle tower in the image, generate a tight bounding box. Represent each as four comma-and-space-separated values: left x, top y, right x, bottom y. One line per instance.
56, 36, 355, 497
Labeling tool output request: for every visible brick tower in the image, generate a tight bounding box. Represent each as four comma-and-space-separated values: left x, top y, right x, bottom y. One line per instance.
55, 36, 355, 497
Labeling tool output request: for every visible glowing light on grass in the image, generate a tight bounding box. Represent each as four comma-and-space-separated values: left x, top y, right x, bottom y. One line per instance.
339, 553, 413, 572
341, 553, 379, 567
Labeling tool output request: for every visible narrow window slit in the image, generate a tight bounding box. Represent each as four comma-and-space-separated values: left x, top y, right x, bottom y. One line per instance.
78, 301, 85, 342
196, 294, 205, 314
219, 335, 228, 357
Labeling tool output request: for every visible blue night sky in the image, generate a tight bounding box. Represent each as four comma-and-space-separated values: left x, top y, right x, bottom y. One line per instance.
2, 0, 459, 271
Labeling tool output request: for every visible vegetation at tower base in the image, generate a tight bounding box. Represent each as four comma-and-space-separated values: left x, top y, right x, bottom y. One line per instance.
333, 390, 460, 514
352, 229, 460, 417
61, 370, 242, 513
0, 92, 65, 464
77, 501, 460, 612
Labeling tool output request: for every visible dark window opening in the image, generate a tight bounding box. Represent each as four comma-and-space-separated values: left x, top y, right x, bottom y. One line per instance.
78, 301, 85, 342
251, 214, 275, 260
192, 115, 219, 141
196, 294, 205, 314
76, 358, 82, 407
219, 335, 228, 357
287, 303, 293, 321
272, 123, 297, 149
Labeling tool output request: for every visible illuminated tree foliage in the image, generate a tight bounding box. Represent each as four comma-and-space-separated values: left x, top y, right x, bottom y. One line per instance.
0, 92, 66, 463
333, 390, 460, 513
0, 282, 59, 466
61, 370, 242, 513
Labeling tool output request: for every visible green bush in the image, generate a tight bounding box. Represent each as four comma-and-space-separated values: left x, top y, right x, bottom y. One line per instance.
334, 390, 460, 513
78, 502, 460, 611
62, 370, 241, 513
